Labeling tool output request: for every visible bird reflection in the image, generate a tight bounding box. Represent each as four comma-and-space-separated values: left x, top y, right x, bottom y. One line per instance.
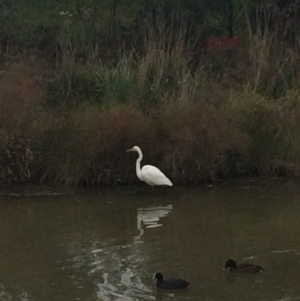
135, 204, 173, 242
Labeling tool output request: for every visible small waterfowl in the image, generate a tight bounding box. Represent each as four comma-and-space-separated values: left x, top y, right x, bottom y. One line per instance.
223, 259, 263, 274
153, 272, 190, 289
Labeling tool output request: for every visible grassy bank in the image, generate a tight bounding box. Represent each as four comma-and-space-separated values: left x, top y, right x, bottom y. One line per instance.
1, 1, 300, 186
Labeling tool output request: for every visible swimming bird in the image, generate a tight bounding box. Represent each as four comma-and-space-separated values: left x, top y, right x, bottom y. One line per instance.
126, 146, 173, 188
223, 259, 263, 273
153, 272, 190, 289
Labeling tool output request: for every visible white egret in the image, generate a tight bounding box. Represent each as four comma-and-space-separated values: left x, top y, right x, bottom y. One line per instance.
126, 146, 173, 187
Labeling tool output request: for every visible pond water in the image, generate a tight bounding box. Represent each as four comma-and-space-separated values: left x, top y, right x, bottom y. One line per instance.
0, 179, 300, 301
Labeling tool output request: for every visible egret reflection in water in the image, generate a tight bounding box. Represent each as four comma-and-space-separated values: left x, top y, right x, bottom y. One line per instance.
135, 204, 173, 241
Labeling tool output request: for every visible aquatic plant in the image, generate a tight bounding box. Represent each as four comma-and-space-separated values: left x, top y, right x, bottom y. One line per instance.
1, 1, 300, 185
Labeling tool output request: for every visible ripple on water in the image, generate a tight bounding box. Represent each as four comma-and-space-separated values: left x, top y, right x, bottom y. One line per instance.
135, 204, 173, 242
272, 250, 297, 254
96, 271, 154, 301
0, 283, 32, 301
61, 235, 155, 301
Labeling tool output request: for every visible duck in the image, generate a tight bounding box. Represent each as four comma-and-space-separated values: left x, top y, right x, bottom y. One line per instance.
223, 259, 263, 274
153, 272, 190, 289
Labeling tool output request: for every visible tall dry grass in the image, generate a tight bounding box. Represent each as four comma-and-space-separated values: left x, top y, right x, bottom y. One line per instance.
246, 3, 299, 99
1, 3, 300, 185
0, 59, 50, 183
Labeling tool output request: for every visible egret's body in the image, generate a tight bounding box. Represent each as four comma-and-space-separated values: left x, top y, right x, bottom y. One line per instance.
127, 146, 173, 187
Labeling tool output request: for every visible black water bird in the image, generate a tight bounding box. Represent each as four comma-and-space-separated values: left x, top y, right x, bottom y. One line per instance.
223, 259, 263, 274
153, 272, 190, 289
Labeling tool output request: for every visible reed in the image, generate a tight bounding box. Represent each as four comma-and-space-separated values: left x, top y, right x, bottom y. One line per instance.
1, 2, 300, 185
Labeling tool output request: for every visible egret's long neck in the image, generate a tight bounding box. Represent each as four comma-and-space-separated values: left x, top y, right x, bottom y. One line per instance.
136, 148, 143, 180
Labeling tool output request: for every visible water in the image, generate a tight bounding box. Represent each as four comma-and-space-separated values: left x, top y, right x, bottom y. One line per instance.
0, 179, 300, 301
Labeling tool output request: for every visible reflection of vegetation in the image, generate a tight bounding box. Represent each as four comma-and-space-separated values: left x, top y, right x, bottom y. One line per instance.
1, 1, 300, 185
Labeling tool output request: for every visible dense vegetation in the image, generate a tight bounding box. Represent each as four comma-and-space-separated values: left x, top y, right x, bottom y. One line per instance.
1, 0, 300, 186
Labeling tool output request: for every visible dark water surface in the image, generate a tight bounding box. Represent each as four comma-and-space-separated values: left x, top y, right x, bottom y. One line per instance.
0, 180, 300, 301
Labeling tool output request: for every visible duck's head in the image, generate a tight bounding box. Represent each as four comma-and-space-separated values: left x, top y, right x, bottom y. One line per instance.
223, 259, 237, 270
153, 272, 163, 281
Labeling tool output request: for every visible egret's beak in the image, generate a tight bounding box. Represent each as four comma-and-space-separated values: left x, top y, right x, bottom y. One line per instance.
126, 148, 134, 152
